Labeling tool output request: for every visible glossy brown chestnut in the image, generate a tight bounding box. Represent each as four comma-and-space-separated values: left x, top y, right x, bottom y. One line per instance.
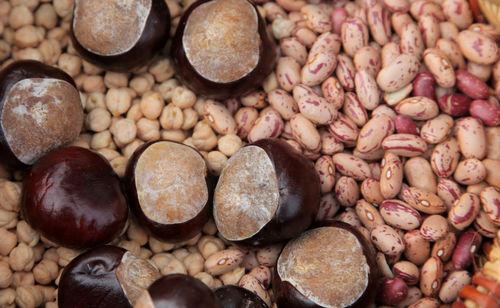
273, 221, 378, 308
213, 138, 320, 247
125, 140, 212, 243
215, 285, 269, 308
21, 147, 128, 249
0, 60, 83, 168
59, 245, 161, 308
134, 274, 221, 308
70, 0, 170, 71
170, 0, 278, 99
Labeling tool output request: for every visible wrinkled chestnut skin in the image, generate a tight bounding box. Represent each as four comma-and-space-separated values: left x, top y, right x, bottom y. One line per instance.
125, 141, 213, 243
237, 139, 320, 247
171, 0, 278, 99
22, 147, 128, 249
59, 246, 131, 308
147, 274, 221, 308
215, 285, 269, 308
70, 0, 170, 72
273, 221, 378, 308
0, 60, 78, 168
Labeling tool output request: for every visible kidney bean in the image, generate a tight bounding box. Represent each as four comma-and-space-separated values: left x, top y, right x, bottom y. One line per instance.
408, 297, 440, 308
420, 256, 443, 297
400, 22, 425, 60
412, 72, 436, 101
401, 186, 447, 214
335, 209, 362, 226
396, 287, 422, 308
391, 12, 413, 37
336, 53, 356, 91
238, 275, 272, 307
394, 115, 418, 135
380, 200, 422, 230
376, 251, 395, 277
205, 249, 245, 276
419, 215, 448, 241
383, 0, 410, 12
486, 127, 500, 160
301, 52, 337, 87
280, 37, 307, 66
404, 230, 431, 265
439, 270, 471, 303
319, 129, 344, 155
372, 105, 397, 119
385, 84, 413, 106
332, 153, 372, 180
377, 277, 409, 305
356, 115, 394, 153
315, 156, 335, 194
431, 137, 461, 178
432, 232, 456, 262
436, 38, 467, 70
479, 186, 500, 226
452, 229, 481, 270
468, 23, 500, 41
409, 0, 445, 21
382, 133, 428, 157
457, 30, 498, 65
355, 199, 385, 231
440, 22, 460, 41
380, 152, 403, 199
293, 84, 338, 125
341, 17, 369, 57
467, 182, 489, 195
355, 69, 380, 110
275, 0, 306, 11
455, 70, 490, 100
371, 224, 405, 256
419, 15, 440, 49
361, 178, 385, 204
395, 96, 439, 120
453, 158, 486, 185
381, 42, 402, 68
315, 193, 340, 222
289, 113, 321, 152
308, 32, 341, 61
467, 62, 491, 81
321, 76, 345, 109
204, 100, 237, 135
343, 92, 368, 126
437, 93, 471, 116
442, 0, 473, 30
393, 261, 419, 285
292, 26, 317, 48
354, 147, 386, 162
469, 100, 500, 126
474, 210, 497, 238
423, 48, 455, 88
354, 46, 381, 77
376, 53, 420, 92
328, 113, 359, 146
330, 8, 348, 35
404, 157, 437, 193
276, 57, 301, 92
420, 114, 454, 144
334, 176, 359, 207
483, 158, 500, 188
234, 107, 258, 139
301, 4, 332, 33
456, 117, 486, 159
367, 4, 391, 46
267, 89, 298, 121
247, 109, 284, 143
437, 179, 464, 209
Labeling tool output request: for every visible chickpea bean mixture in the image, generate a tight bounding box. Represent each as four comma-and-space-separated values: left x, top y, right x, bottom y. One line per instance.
0, 0, 500, 307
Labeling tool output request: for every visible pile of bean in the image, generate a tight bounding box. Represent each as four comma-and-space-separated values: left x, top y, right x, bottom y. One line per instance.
0, 0, 499, 307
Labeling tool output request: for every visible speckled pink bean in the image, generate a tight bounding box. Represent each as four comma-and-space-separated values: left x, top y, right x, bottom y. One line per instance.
480, 186, 500, 226
292, 26, 317, 48
367, 4, 391, 46
361, 178, 385, 204
380, 152, 404, 199
468, 62, 492, 81
474, 209, 497, 238
436, 38, 467, 70
301, 4, 332, 33
420, 114, 454, 144
437, 93, 471, 116
308, 32, 341, 61
404, 230, 431, 265
293, 84, 338, 125
275, 0, 306, 11
276, 57, 301, 92
469, 100, 500, 126
332, 153, 372, 181
315, 155, 335, 193
319, 129, 344, 155
356, 115, 394, 153
354, 46, 381, 77
431, 138, 461, 178
395, 96, 439, 120
343, 92, 368, 126
442, 0, 473, 29
401, 186, 448, 214
355, 199, 385, 231
456, 117, 486, 159
457, 30, 498, 65
412, 72, 436, 101
454, 158, 486, 185
289, 114, 321, 152
377, 53, 420, 92
235, 107, 258, 139
382, 134, 428, 157
420, 257, 443, 297
316, 193, 339, 222
381, 42, 402, 68
419, 215, 448, 241
431, 232, 456, 262
328, 113, 359, 146
321, 77, 344, 109
423, 48, 456, 88
391, 12, 413, 37
380, 199, 422, 230
383, 0, 409, 13
419, 15, 440, 48
355, 69, 380, 110
404, 157, 437, 193
455, 70, 490, 100
280, 37, 308, 66
448, 192, 481, 230
203, 100, 237, 135
440, 22, 460, 41
247, 109, 284, 143
330, 8, 347, 35
439, 270, 471, 303
334, 176, 360, 207
301, 52, 337, 87
394, 115, 418, 135
267, 89, 298, 121
409, 0, 445, 21
336, 53, 356, 91
396, 287, 423, 307
341, 17, 369, 57
400, 22, 425, 59
437, 179, 464, 208
371, 224, 405, 256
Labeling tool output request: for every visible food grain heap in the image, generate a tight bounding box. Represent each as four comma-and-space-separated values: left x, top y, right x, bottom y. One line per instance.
0, 0, 499, 307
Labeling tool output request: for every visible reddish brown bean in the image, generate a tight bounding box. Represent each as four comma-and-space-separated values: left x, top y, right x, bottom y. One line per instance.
412, 72, 436, 101
452, 230, 481, 270
379, 200, 422, 230
469, 100, 500, 126
438, 93, 471, 116
455, 70, 490, 100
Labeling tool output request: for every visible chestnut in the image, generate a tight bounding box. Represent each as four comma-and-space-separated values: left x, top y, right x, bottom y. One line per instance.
125, 140, 212, 243
21, 147, 128, 249
213, 138, 320, 247
59, 245, 161, 308
273, 221, 378, 308
0, 60, 83, 168
215, 285, 269, 308
134, 274, 221, 308
170, 0, 278, 99
70, 0, 170, 71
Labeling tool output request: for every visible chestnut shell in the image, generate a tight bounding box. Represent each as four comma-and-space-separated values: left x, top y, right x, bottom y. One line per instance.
147, 274, 221, 308
124, 140, 213, 243
234, 138, 320, 247
58, 245, 131, 308
70, 0, 170, 72
272, 221, 378, 308
170, 0, 278, 99
21, 147, 128, 249
0, 60, 78, 168
215, 285, 269, 308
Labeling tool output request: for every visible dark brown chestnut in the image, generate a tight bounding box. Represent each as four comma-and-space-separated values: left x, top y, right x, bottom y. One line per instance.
0, 60, 83, 168
170, 0, 278, 99
125, 140, 212, 243
59, 245, 161, 308
70, 0, 170, 71
21, 147, 128, 249
213, 138, 320, 247
215, 285, 269, 308
134, 274, 221, 308
273, 221, 378, 308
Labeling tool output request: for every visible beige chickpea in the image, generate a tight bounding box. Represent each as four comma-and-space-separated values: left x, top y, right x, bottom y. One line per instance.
138, 248, 153, 260
140, 92, 164, 119
160, 129, 186, 142
9, 243, 34, 272
130, 75, 152, 95
56, 247, 80, 267
86, 107, 111, 132
82, 60, 103, 75
9, 5, 33, 29
194, 272, 216, 289
0, 208, 17, 229
83, 75, 106, 93
156, 79, 179, 102
217, 134, 243, 157
90, 130, 114, 150
198, 236, 225, 259
42, 248, 59, 263
122, 139, 145, 158
0, 228, 17, 256
14, 25, 42, 48
206, 151, 228, 175
33, 259, 58, 285
12, 272, 34, 288
136, 118, 161, 141
148, 58, 175, 82
160, 103, 184, 130
202, 218, 218, 235
0, 180, 21, 212
149, 237, 175, 254
183, 252, 205, 276
110, 156, 128, 177
127, 220, 149, 246
126, 103, 143, 123
172, 86, 197, 109
192, 121, 218, 152
37, 39, 61, 65
84, 92, 105, 112
35, 3, 57, 29
16, 221, 39, 247
151, 253, 187, 275
0, 40, 11, 62
15, 285, 44, 308
106, 88, 132, 116
0, 261, 13, 288
109, 118, 137, 147
118, 240, 141, 256
13, 47, 43, 62
46, 27, 68, 48
181, 108, 199, 130
52, 0, 74, 19
57, 53, 81, 78
104, 72, 129, 89
0, 288, 15, 308
172, 248, 190, 262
